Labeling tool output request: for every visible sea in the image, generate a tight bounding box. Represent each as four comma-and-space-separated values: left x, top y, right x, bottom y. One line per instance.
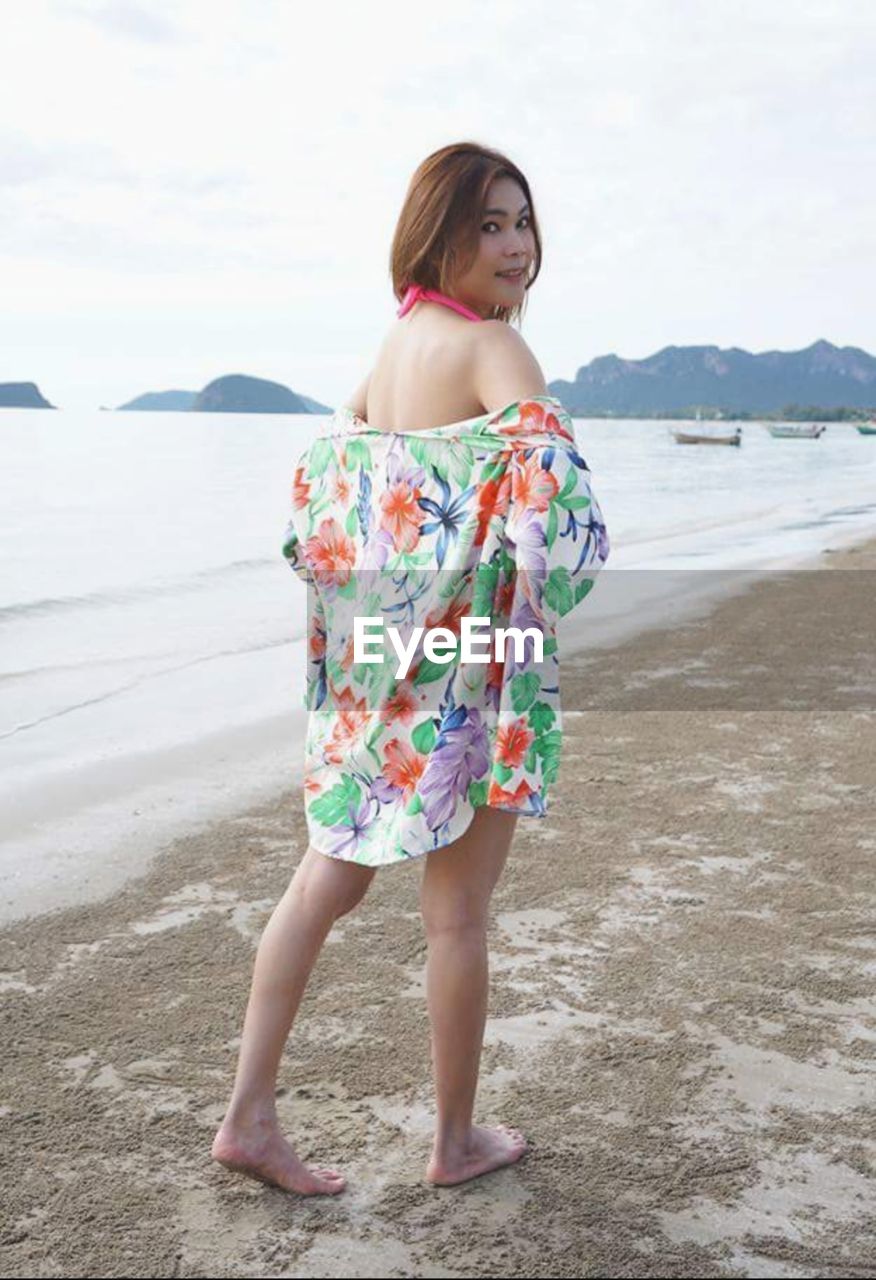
2, 408, 874, 923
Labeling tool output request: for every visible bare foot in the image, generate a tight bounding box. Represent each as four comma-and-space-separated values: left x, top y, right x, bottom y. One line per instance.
425, 1122, 529, 1186
211, 1118, 346, 1196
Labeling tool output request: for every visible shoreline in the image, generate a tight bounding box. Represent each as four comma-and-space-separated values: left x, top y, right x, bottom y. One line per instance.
2, 523, 874, 929
2, 525, 872, 1273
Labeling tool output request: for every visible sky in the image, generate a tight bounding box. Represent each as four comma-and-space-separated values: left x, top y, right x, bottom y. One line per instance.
1, 0, 873, 410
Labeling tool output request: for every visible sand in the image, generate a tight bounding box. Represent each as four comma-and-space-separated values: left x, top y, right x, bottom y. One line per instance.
1, 538, 874, 1278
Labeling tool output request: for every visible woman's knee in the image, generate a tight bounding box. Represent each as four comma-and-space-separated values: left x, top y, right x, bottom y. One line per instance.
419, 889, 490, 940
293, 847, 376, 920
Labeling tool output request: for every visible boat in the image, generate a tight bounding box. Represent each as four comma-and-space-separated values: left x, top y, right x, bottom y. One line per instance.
767, 422, 826, 438
857, 422, 876, 435
671, 425, 741, 446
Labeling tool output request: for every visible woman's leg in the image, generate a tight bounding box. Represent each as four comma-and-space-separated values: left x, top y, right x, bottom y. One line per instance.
418, 804, 528, 1186
211, 845, 376, 1195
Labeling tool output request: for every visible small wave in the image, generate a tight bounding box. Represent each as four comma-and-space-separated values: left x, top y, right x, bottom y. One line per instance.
0, 556, 282, 623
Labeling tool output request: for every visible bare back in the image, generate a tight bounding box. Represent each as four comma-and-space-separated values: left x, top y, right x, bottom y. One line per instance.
364, 307, 487, 434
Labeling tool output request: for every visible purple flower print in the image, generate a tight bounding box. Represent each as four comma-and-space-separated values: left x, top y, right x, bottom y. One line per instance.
507, 506, 548, 573
386, 446, 426, 491
420, 705, 490, 829
325, 791, 380, 857
362, 527, 394, 571
503, 596, 547, 676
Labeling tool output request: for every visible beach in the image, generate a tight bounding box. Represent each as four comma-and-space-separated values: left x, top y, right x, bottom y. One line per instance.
2, 533, 874, 1277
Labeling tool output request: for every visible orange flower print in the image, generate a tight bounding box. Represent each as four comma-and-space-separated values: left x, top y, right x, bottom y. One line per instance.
496, 574, 516, 617
496, 717, 535, 768
332, 469, 351, 506
308, 620, 326, 663
305, 517, 357, 586
382, 681, 419, 723
380, 481, 425, 552
511, 453, 559, 512
487, 778, 534, 808
424, 595, 471, 641
323, 684, 370, 763
292, 464, 311, 509
474, 470, 511, 547
486, 653, 505, 698
382, 738, 427, 801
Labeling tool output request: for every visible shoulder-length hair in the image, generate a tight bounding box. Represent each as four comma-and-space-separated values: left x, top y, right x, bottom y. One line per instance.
390, 141, 542, 326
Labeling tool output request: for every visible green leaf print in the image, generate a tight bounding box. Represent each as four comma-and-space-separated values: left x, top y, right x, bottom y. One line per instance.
345, 506, 358, 536
528, 701, 556, 734
479, 458, 506, 484
411, 718, 437, 753
546, 500, 558, 550
558, 466, 577, 502
533, 729, 562, 786
469, 779, 489, 807
306, 438, 335, 478
414, 656, 455, 685
344, 438, 371, 472
544, 568, 574, 616
471, 565, 499, 615
406, 791, 424, 815
310, 775, 362, 826
510, 671, 540, 714
493, 761, 514, 784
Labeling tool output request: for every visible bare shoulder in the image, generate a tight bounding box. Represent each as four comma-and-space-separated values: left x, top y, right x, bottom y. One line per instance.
473, 320, 549, 413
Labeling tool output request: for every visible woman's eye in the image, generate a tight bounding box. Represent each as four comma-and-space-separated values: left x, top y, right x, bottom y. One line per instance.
482, 216, 530, 233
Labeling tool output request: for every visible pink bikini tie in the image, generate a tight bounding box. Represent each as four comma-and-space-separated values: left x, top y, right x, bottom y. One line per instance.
397, 283, 484, 322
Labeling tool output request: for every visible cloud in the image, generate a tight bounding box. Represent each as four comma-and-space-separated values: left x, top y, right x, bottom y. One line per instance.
51, 0, 191, 44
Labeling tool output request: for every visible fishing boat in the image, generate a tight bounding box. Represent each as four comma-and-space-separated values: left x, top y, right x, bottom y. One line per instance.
671, 425, 742, 446
767, 422, 826, 438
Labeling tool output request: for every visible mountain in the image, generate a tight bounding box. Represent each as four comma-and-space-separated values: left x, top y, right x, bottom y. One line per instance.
117, 390, 197, 411
0, 381, 55, 408
293, 392, 334, 414
548, 340, 876, 416
191, 374, 330, 414
116, 381, 332, 413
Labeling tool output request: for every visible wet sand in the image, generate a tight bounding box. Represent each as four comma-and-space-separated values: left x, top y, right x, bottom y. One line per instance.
2, 538, 874, 1277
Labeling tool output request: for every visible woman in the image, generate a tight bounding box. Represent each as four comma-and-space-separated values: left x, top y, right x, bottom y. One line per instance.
212, 141, 608, 1195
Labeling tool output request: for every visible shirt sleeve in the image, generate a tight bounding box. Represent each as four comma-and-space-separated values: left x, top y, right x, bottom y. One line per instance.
506, 418, 610, 622
281, 516, 314, 585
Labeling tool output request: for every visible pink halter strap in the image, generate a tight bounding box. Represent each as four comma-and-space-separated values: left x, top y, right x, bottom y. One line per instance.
397, 283, 484, 322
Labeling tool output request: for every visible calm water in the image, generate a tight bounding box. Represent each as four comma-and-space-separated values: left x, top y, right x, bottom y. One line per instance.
2, 408, 874, 920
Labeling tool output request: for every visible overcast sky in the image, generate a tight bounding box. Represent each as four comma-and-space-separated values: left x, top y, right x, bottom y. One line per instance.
1, 0, 873, 410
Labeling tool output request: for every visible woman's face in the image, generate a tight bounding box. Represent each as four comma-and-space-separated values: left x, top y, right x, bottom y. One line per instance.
452, 175, 536, 318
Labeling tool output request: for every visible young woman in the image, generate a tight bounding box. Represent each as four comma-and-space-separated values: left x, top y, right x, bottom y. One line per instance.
212, 141, 606, 1195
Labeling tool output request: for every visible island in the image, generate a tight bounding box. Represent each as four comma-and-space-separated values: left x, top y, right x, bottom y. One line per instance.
0, 382, 55, 409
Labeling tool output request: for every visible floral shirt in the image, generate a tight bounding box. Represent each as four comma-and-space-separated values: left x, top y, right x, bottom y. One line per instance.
281, 395, 609, 866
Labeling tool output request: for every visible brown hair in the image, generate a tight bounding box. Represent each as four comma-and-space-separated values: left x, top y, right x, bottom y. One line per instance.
389, 141, 542, 326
